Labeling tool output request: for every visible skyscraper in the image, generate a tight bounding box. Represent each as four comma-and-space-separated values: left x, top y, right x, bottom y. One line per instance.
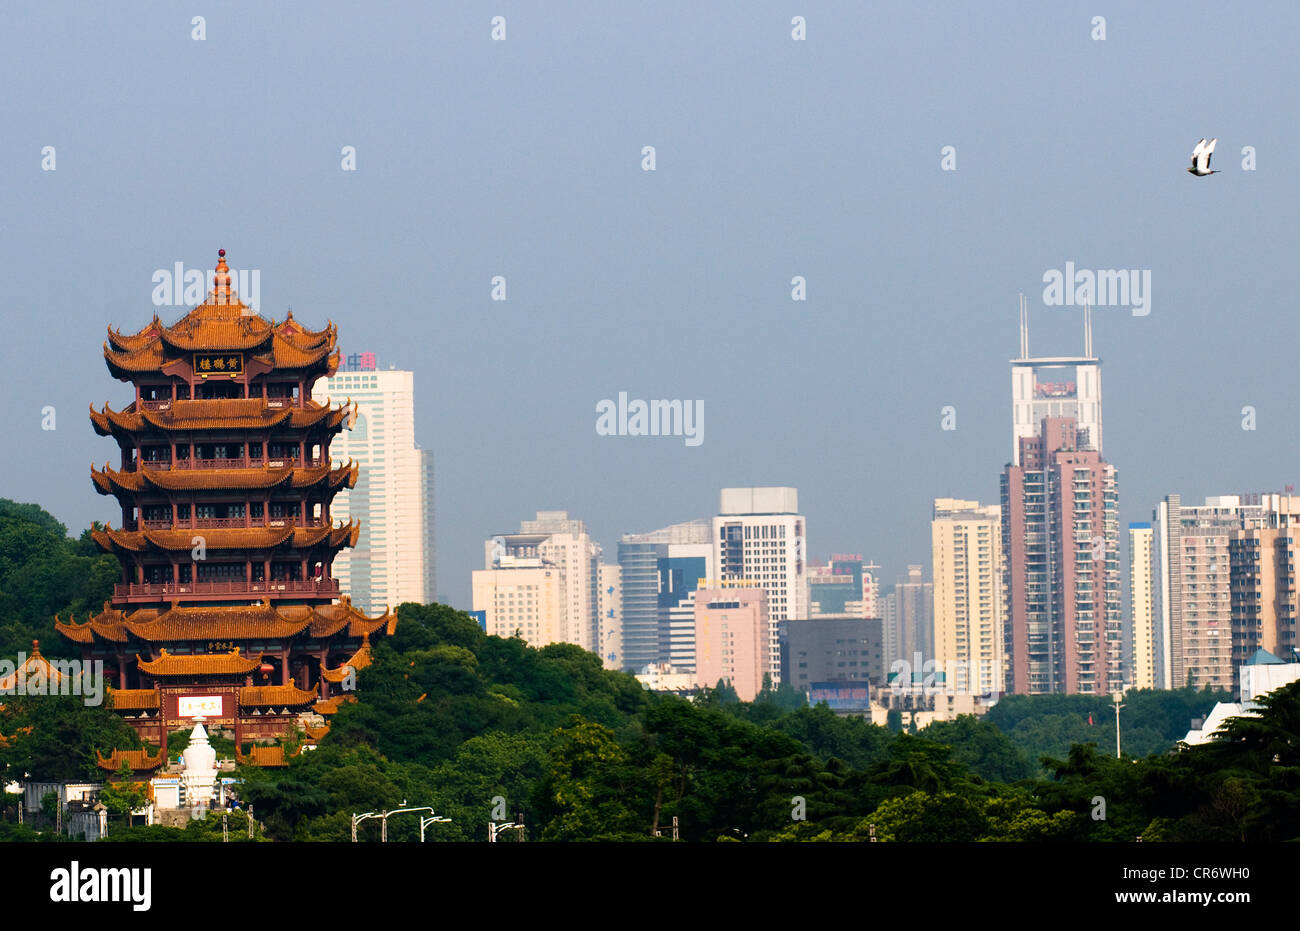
932, 499, 1006, 696
311, 355, 435, 614
713, 487, 807, 684
617, 519, 714, 671
1002, 306, 1120, 695
1128, 522, 1156, 689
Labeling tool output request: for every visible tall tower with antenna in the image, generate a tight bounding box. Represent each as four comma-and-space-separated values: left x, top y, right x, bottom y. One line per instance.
1002, 296, 1121, 695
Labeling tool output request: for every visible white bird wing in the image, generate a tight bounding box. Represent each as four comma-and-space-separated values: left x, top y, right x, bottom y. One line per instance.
1205, 137, 1217, 169
1191, 138, 1208, 169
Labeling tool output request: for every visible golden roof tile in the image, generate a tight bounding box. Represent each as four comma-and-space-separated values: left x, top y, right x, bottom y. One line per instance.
96, 747, 165, 773
239, 679, 318, 707
0, 641, 74, 690
320, 633, 373, 683
107, 688, 160, 711
136, 648, 260, 677
235, 744, 288, 767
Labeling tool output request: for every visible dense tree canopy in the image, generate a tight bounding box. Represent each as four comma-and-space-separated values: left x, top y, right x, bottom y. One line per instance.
0, 499, 1293, 841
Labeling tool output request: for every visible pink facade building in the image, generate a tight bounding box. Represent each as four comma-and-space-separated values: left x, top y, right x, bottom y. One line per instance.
1002, 416, 1122, 694
693, 587, 770, 701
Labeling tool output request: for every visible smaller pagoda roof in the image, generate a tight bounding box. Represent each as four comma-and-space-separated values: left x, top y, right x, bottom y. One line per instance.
321, 633, 373, 683
137, 648, 261, 677
239, 679, 318, 707
312, 694, 357, 716
0, 641, 75, 692
96, 748, 165, 774
107, 688, 160, 711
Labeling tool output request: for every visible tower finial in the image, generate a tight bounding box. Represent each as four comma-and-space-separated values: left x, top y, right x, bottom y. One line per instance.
211, 248, 236, 304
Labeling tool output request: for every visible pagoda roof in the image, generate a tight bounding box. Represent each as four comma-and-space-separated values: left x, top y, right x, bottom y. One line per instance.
312, 694, 357, 716
321, 633, 373, 683
136, 648, 261, 677
90, 398, 354, 437
56, 598, 394, 645
235, 744, 290, 767
90, 521, 359, 554
105, 251, 338, 378
107, 688, 160, 711
96, 747, 165, 773
92, 460, 357, 497
239, 679, 318, 707
0, 641, 76, 691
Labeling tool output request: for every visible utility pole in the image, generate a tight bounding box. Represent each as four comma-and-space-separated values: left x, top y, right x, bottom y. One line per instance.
672, 815, 679, 841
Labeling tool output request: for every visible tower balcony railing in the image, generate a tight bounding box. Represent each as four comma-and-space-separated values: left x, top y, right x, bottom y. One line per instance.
136, 456, 326, 471
128, 516, 329, 531
113, 577, 341, 602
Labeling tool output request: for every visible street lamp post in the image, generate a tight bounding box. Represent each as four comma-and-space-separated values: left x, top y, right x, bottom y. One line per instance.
488, 814, 525, 843
382, 806, 435, 842
1112, 691, 1125, 760
420, 813, 451, 842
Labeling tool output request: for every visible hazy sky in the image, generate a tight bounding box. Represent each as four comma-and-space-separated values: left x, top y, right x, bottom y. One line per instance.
3, 1, 1297, 609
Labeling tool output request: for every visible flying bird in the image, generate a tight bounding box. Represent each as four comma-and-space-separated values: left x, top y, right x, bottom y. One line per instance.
1187, 138, 1219, 176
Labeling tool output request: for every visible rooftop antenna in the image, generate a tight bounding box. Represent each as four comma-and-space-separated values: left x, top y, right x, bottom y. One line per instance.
1018, 293, 1029, 359
1084, 301, 1093, 358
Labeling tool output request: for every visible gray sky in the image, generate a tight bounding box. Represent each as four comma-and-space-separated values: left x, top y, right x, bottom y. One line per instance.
3, 1, 1296, 609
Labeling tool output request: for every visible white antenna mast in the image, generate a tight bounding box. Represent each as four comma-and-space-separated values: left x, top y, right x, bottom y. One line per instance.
1084, 301, 1093, 358
1018, 293, 1029, 359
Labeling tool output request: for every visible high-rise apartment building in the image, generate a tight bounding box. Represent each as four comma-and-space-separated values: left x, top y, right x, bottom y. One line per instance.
474, 511, 602, 653
1003, 416, 1121, 694
1228, 493, 1300, 682
1153, 495, 1261, 690
883, 565, 935, 680
311, 355, 435, 614
693, 587, 770, 701
931, 499, 1005, 696
1128, 522, 1156, 689
713, 487, 806, 684
1002, 309, 1120, 695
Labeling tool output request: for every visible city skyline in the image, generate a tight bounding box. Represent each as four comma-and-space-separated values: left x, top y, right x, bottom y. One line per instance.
5, 3, 1297, 626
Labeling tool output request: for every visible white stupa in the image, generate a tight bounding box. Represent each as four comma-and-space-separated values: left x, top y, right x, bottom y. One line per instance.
180, 717, 218, 808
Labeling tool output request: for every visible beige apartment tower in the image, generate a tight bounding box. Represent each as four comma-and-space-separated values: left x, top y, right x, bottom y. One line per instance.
931, 498, 1006, 695
1128, 522, 1156, 689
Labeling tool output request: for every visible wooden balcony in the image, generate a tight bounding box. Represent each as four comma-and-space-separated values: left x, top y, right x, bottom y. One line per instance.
113, 578, 340, 603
